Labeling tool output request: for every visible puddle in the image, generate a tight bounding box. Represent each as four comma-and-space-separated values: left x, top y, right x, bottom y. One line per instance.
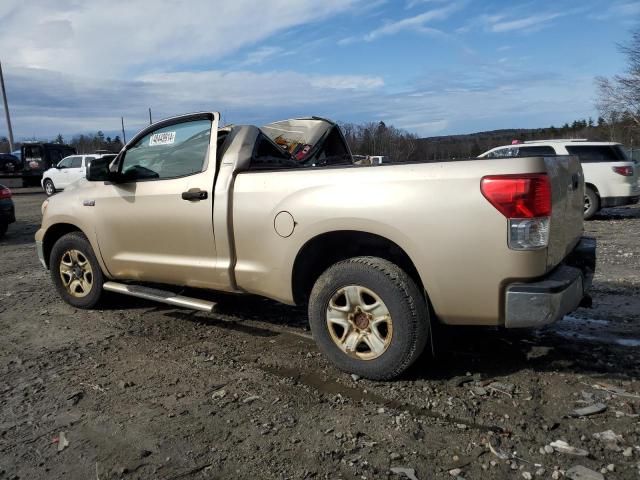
259, 364, 504, 434
611, 338, 640, 347
548, 315, 640, 348
562, 315, 610, 326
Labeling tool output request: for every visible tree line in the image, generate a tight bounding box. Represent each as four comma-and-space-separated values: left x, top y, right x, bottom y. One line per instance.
0, 131, 124, 156
339, 115, 637, 162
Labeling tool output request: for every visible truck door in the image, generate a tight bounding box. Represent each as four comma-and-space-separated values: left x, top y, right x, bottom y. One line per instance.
93, 113, 221, 289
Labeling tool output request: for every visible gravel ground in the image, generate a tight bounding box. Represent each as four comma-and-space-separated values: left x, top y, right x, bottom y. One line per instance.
1, 188, 639, 480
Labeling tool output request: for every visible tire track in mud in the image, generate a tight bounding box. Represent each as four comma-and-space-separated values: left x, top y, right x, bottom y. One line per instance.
257, 363, 506, 434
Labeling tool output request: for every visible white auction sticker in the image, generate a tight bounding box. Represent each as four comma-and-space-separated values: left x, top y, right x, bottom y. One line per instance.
149, 131, 176, 146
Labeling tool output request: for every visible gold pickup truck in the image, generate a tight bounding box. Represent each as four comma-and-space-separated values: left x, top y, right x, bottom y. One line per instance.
35, 113, 596, 379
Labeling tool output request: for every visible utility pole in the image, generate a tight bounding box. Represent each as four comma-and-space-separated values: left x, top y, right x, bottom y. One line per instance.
148, 108, 152, 125
0, 61, 15, 152
121, 117, 126, 145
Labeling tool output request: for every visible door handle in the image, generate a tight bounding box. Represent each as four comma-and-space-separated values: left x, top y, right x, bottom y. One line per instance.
181, 189, 208, 201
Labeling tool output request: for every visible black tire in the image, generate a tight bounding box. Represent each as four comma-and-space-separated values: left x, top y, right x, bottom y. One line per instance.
584, 187, 599, 220
0, 222, 7, 239
50, 232, 105, 309
308, 256, 429, 380
43, 178, 56, 196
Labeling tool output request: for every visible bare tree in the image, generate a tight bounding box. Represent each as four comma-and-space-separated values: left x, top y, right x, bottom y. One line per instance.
596, 28, 640, 128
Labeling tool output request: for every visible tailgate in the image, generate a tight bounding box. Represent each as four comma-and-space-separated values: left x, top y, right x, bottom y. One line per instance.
544, 155, 584, 269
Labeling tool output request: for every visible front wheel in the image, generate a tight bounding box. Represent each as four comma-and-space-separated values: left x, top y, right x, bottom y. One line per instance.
308, 257, 429, 380
50, 232, 105, 309
43, 179, 56, 196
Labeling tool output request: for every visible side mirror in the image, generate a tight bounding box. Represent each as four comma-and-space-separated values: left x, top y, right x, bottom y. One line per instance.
86, 156, 113, 181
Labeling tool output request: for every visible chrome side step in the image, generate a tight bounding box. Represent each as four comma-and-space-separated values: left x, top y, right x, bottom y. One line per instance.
103, 281, 215, 312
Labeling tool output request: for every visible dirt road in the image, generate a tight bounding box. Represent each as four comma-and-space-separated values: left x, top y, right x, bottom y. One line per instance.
1, 190, 639, 479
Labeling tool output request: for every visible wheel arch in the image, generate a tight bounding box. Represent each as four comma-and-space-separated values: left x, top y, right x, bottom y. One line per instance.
42, 223, 86, 268
291, 230, 425, 306
585, 182, 599, 196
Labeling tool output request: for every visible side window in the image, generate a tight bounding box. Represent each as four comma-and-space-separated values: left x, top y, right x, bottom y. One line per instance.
488, 147, 516, 158
58, 156, 74, 168
70, 157, 83, 168
250, 133, 297, 169
566, 145, 626, 163
518, 146, 556, 156
24, 145, 44, 161
120, 119, 211, 180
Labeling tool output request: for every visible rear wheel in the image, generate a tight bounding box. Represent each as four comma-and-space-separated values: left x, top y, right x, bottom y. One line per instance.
50, 232, 105, 309
43, 179, 56, 196
584, 187, 599, 220
308, 256, 429, 380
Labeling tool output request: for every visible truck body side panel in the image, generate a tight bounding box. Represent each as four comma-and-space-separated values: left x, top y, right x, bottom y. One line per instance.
232, 157, 567, 326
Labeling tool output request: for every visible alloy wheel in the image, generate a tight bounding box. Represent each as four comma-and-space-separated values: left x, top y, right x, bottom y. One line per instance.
59, 249, 93, 298
326, 285, 393, 360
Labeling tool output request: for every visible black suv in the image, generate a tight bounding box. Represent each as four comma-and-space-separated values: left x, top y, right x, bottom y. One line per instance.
22, 143, 76, 187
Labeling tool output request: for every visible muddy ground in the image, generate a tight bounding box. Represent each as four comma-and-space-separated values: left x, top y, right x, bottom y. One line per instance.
1, 186, 639, 480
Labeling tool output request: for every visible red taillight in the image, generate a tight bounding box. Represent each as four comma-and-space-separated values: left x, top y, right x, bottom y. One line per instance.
0, 187, 11, 199
481, 174, 551, 218
612, 166, 633, 176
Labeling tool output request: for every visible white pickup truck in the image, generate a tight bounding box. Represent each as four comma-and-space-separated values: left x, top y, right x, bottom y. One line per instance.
36, 113, 596, 379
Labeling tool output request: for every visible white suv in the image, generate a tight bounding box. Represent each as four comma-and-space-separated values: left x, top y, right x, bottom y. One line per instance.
479, 140, 640, 219
41, 153, 116, 196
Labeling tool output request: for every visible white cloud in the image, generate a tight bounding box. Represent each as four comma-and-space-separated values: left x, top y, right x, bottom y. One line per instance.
590, 1, 640, 20
363, 4, 460, 41
0, 0, 600, 140
489, 12, 564, 33
235, 47, 286, 67
0, 0, 361, 74
612, 1, 640, 15
309, 75, 384, 90
3, 63, 595, 139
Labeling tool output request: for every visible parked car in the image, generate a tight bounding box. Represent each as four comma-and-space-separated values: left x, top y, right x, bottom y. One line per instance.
35, 113, 595, 380
479, 140, 640, 219
0, 153, 21, 174
0, 184, 15, 238
22, 143, 76, 187
41, 153, 117, 196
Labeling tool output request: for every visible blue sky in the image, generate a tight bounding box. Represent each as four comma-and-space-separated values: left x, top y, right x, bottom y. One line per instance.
0, 0, 638, 140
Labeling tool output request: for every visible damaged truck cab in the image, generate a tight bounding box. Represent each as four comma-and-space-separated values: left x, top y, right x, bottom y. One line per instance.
36, 112, 595, 380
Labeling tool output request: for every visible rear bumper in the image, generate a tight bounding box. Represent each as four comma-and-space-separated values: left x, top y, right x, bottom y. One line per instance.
504, 237, 596, 328
601, 195, 639, 208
